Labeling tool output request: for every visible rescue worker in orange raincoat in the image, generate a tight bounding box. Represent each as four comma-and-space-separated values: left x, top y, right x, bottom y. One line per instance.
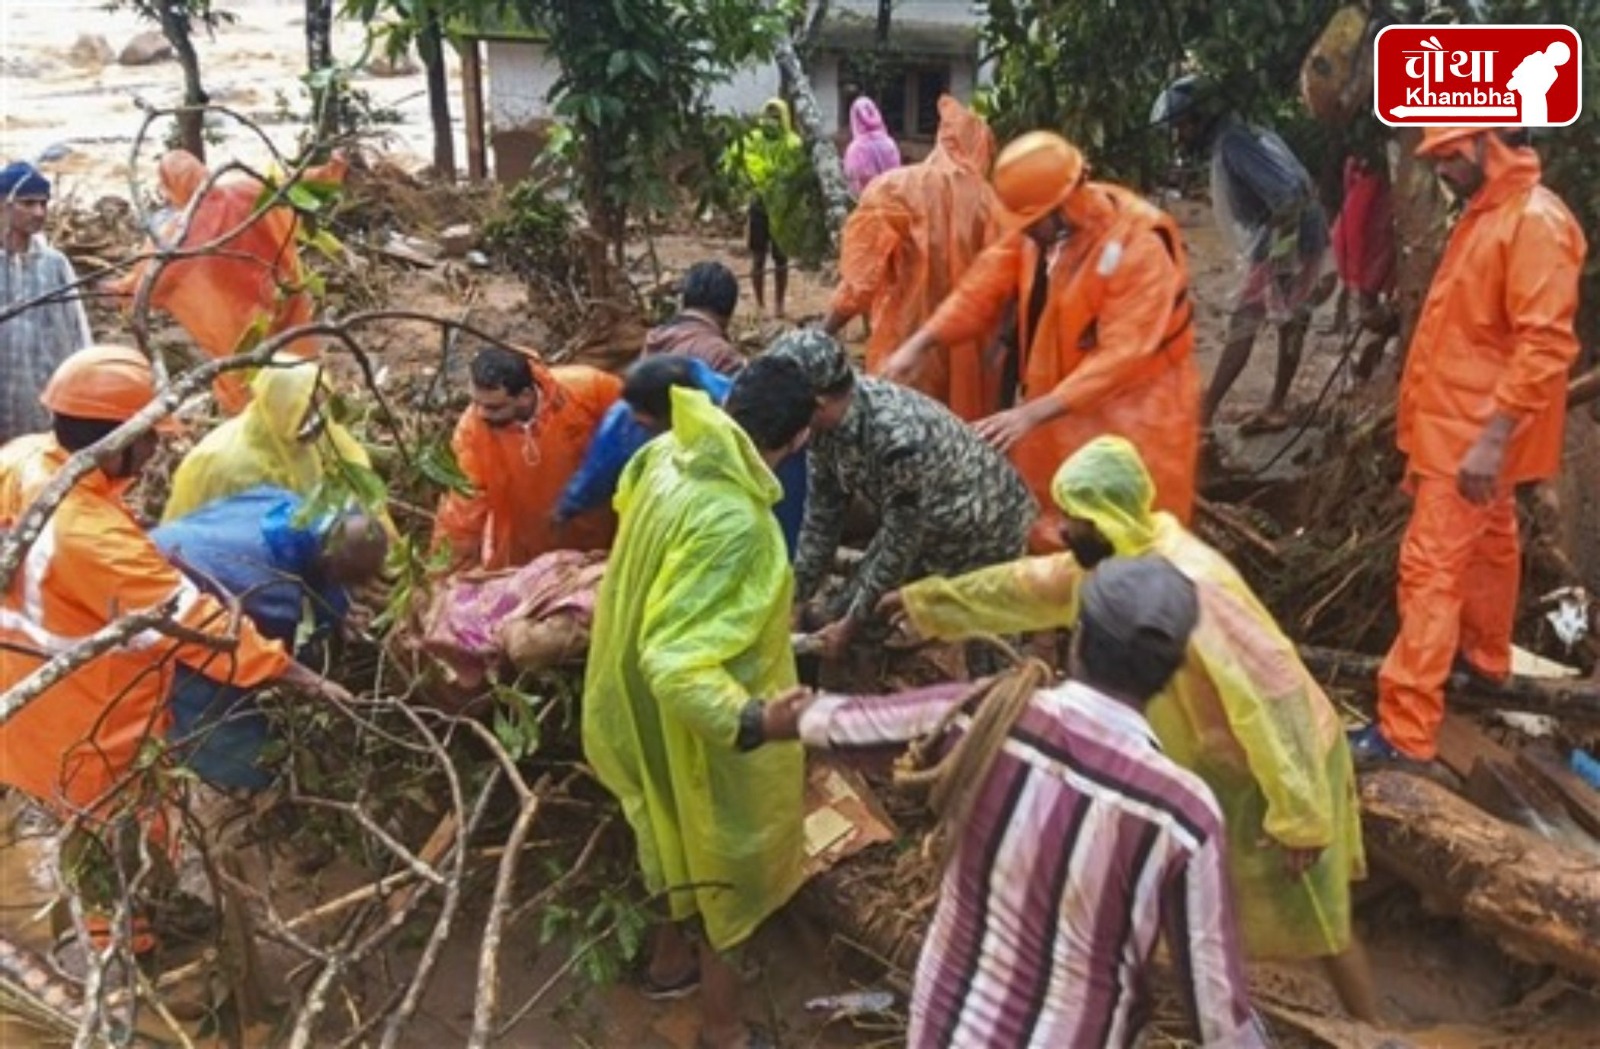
0, 345, 351, 820
432, 345, 621, 571
115, 149, 346, 414
1349, 128, 1585, 768
883, 131, 1200, 550
822, 96, 1003, 421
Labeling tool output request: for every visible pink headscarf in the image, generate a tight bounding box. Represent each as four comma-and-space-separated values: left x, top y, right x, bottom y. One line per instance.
844, 96, 901, 197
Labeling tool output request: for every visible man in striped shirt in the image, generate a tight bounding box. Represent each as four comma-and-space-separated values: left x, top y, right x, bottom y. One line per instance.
746, 556, 1269, 1048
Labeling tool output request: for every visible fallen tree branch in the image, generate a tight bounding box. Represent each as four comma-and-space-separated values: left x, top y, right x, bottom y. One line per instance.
1297, 644, 1600, 721
467, 771, 551, 1049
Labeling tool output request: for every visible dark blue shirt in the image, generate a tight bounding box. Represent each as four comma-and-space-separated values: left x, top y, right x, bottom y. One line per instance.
558, 357, 810, 555
153, 486, 348, 649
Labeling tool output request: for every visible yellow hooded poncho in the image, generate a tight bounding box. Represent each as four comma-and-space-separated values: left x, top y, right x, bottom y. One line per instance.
581, 387, 805, 950
164, 357, 374, 522
900, 435, 1364, 961
724, 99, 828, 266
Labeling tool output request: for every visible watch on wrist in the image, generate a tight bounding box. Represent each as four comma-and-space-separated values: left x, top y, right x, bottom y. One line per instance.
735, 699, 766, 752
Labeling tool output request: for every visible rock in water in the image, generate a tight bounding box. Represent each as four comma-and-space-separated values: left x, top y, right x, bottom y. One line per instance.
367, 52, 420, 78
67, 33, 115, 69
118, 30, 175, 67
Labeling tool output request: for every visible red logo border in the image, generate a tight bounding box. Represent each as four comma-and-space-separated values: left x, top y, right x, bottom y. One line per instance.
1372, 23, 1584, 128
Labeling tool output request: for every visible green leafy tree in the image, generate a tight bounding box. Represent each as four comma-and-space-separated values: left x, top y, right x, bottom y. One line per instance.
509, 0, 795, 289
106, 0, 236, 159
342, 0, 458, 176
979, 0, 1343, 187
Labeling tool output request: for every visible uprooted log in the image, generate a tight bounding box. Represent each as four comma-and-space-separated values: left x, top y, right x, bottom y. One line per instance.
1360, 769, 1600, 981
1297, 645, 1600, 722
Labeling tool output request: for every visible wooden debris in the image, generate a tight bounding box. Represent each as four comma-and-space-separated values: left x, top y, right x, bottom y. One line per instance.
1196, 497, 1282, 561
1298, 645, 1600, 721
1359, 769, 1600, 982
1461, 758, 1600, 856
1517, 747, 1600, 841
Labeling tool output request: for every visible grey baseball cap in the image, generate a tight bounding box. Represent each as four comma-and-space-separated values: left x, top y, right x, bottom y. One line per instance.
1079, 555, 1199, 663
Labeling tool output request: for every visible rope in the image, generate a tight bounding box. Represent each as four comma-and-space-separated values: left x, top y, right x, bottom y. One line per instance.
894, 635, 1053, 867
1245, 319, 1366, 479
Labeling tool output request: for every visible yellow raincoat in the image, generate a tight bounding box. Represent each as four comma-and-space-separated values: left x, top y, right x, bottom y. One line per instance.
164, 357, 373, 522
900, 436, 1364, 961
582, 387, 805, 951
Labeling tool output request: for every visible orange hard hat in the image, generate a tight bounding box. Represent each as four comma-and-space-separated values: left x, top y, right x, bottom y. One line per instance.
993, 131, 1087, 228
1415, 126, 1486, 158
40, 345, 178, 432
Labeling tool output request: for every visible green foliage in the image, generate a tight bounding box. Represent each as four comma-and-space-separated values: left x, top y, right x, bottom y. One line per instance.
979, 0, 1342, 186
491, 681, 544, 759
1471, 0, 1600, 344
103, 0, 236, 33
507, 0, 795, 250
482, 178, 581, 284
536, 871, 652, 986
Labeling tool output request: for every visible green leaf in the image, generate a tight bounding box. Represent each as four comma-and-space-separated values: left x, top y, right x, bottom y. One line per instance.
230, 310, 274, 355
417, 439, 473, 495
306, 228, 345, 259
338, 459, 391, 515
286, 182, 325, 214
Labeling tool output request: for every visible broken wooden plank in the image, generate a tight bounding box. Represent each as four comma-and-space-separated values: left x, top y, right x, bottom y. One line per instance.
1360, 769, 1600, 982
1518, 747, 1600, 842
1298, 645, 1600, 722
1435, 712, 1513, 781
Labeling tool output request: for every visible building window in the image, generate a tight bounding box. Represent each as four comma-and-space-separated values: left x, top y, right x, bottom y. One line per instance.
840, 59, 951, 138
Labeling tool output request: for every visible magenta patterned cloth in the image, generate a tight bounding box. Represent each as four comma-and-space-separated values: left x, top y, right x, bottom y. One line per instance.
422, 549, 606, 675
844, 96, 902, 197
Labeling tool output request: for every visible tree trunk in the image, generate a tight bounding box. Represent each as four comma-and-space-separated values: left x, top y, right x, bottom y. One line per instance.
420, 9, 456, 178
305, 0, 339, 146
1386, 127, 1449, 358
1296, 644, 1600, 722
157, 2, 208, 160
772, 32, 851, 245
876, 0, 892, 47
1360, 769, 1600, 981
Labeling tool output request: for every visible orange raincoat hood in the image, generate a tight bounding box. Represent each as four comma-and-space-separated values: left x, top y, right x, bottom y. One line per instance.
832, 96, 1003, 419
121, 150, 347, 414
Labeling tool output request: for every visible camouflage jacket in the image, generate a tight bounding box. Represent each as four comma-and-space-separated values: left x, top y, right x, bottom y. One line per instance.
793, 377, 1037, 623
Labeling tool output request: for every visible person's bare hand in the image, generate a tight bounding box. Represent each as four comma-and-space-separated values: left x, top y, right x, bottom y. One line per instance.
1457, 429, 1508, 506
974, 407, 1036, 454
793, 601, 827, 634
1280, 844, 1324, 879
880, 344, 924, 387
812, 617, 859, 661
876, 590, 906, 622
762, 686, 815, 741
280, 663, 355, 705
314, 676, 356, 706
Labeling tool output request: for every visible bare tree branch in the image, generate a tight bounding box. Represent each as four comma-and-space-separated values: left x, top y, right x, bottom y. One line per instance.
0, 597, 179, 726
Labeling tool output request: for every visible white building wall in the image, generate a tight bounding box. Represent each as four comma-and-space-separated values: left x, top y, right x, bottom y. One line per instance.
835, 0, 980, 26
706, 64, 785, 121
480, 1, 985, 134
484, 40, 561, 129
